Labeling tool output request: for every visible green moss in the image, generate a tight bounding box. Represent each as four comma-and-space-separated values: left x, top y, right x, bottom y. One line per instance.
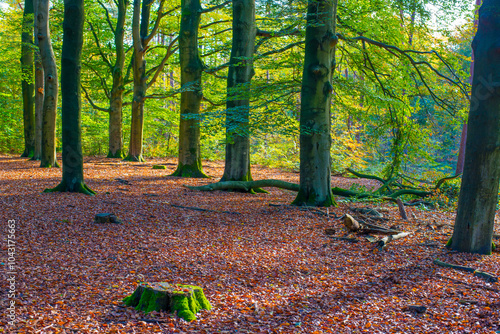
153, 165, 167, 170
123, 154, 145, 162
107, 149, 124, 159
123, 283, 211, 322
171, 162, 209, 178
445, 237, 453, 249
492, 242, 496, 251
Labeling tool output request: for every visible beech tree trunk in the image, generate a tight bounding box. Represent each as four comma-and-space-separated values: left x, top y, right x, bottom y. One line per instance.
21, 0, 35, 158
125, 0, 148, 162
32, 49, 44, 161
32, 0, 43, 161
45, 0, 94, 195
221, 0, 256, 183
451, 0, 500, 255
172, 0, 207, 178
36, 0, 59, 168
292, 0, 338, 207
455, 0, 482, 175
107, 0, 127, 159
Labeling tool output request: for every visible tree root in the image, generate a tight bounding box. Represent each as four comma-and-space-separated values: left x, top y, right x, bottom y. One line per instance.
433, 259, 498, 283
44, 181, 96, 196
185, 180, 434, 204
123, 154, 145, 162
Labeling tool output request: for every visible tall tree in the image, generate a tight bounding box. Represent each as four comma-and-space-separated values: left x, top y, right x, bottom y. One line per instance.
45, 0, 94, 195
20, 0, 35, 158
450, 0, 500, 255
31, 0, 44, 161
292, 0, 338, 207
108, 0, 128, 159
220, 0, 256, 183
36, 0, 59, 168
455, 0, 482, 175
125, 0, 176, 161
87, 0, 129, 159
172, 0, 208, 177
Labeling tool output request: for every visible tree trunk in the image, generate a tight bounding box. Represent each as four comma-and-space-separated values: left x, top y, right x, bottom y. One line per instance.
45, 0, 94, 195
221, 0, 256, 183
32, 48, 44, 161
21, 0, 35, 158
37, 0, 59, 168
172, 0, 207, 178
125, 0, 148, 162
455, 0, 482, 175
292, 0, 338, 207
455, 123, 467, 174
107, 0, 127, 159
32, 0, 43, 161
450, 0, 500, 255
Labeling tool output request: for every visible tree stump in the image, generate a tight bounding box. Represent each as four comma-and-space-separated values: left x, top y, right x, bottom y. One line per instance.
343, 214, 360, 232
123, 282, 211, 321
94, 213, 122, 224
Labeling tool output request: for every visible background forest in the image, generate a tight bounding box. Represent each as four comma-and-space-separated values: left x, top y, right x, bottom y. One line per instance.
0, 0, 474, 178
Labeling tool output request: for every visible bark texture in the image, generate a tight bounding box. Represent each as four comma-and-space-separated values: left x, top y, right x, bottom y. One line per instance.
45, 0, 94, 195
37, 0, 59, 168
292, 0, 338, 207
220, 0, 256, 184
125, 0, 148, 162
32, 47, 44, 161
21, 0, 35, 158
455, 0, 482, 175
107, 0, 127, 159
172, 0, 207, 178
451, 0, 500, 255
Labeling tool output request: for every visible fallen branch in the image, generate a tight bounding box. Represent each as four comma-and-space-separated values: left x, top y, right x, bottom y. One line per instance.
328, 236, 359, 243
168, 204, 241, 215
433, 259, 498, 283
359, 221, 402, 235
377, 232, 411, 249
435, 274, 500, 292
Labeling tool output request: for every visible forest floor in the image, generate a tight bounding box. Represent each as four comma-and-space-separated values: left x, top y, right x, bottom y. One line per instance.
1, 156, 500, 334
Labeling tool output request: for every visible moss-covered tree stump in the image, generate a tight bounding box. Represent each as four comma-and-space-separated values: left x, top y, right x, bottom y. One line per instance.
123, 282, 211, 321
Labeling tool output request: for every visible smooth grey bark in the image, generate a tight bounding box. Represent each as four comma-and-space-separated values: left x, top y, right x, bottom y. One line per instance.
45, 0, 94, 195
125, 0, 168, 162
32, 50, 44, 161
36, 0, 59, 168
172, 0, 208, 177
32, 0, 43, 161
450, 0, 500, 255
21, 0, 35, 158
220, 0, 256, 183
455, 0, 482, 175
125, 0, 149, 162
107, 0, 127, 158
292, 0, 338, 207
